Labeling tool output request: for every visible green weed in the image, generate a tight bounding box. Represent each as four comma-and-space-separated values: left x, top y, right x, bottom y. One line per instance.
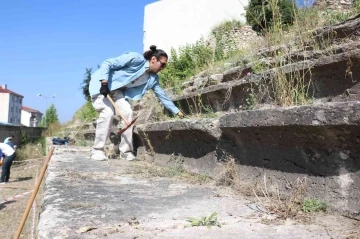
186, 212, 222, 228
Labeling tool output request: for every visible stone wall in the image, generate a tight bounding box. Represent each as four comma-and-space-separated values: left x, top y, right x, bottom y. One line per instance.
313, 0, 354, 11
209, 25, 263, 56
0, 125, 44, 146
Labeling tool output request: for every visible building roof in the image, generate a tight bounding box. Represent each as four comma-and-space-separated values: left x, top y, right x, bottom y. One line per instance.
0, 87, 24, 97
22, 106, 42, 113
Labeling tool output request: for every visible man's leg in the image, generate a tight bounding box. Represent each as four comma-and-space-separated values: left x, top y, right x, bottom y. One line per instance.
113, 91, 135, 160
1, 153, 15, 183
91, 95, 114, 161
0, 162, 6, 183
3, 153, 15, 182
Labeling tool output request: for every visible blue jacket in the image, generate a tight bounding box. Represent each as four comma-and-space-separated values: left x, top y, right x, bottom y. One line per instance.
89, 52, 179, 114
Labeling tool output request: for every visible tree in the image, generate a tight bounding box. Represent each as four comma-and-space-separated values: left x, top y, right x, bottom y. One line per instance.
246, 0, 296, 34
80, 68, 92, 101
78, 67, 98, 121
39, 104, 59, 127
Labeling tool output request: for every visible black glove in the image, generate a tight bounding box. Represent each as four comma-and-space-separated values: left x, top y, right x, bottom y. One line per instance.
100, 83, 110, 97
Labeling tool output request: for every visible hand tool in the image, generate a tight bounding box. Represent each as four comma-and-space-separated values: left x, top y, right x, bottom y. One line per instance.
106, 95, 137, 135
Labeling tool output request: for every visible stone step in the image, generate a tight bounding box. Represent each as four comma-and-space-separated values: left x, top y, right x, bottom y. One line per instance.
164, 15, 360, 117
132, 16, 360, 121
170, 47, 360, 115
136, 101, 360, 218
256, 14, 360, 59
312, 13, 360, 42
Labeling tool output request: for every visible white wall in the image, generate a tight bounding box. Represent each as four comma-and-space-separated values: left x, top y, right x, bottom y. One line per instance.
0, 94, 9, 122
21, 111, 42, 127
143, 0, 249, 55
21, 110, 31, 127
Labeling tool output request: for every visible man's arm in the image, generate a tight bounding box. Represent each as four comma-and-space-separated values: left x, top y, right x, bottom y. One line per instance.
152, 81, 180, 115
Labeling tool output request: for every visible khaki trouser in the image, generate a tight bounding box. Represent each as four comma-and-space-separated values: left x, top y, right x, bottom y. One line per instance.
91, 90, 133, 154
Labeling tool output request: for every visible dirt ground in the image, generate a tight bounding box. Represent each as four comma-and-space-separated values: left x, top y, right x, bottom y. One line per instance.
0, 157, 45, 239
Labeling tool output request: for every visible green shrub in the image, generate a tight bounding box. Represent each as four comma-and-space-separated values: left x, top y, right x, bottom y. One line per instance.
302, 198, 327, 213
159, 38, 213, 91
159, 21, 245, 93
321, 10, 353, 25
246, 0, 296, 34
39, 136, 47, 155
20, 128, 30, 145
354, 0, 360, 12
73, 101, 98, 122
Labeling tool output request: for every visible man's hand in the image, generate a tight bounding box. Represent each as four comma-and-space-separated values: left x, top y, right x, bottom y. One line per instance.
177, 111, 185, 118
100, 82, 110, 97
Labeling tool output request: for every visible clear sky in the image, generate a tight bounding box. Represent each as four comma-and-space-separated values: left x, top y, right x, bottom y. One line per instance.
296, 0, 315, 7
0, 0, 313, 123
0, 0, 157, 123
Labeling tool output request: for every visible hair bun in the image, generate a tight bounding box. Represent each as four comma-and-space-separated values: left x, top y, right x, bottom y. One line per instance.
150, 45, 157, 51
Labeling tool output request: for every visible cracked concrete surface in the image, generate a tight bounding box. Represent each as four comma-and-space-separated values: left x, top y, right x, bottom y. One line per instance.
38, 146, 359, 239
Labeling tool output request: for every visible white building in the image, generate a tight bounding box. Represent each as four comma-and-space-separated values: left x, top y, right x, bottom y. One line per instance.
21, 106, 43, 127
0, 84, 23, 125
143, 0, 249, 55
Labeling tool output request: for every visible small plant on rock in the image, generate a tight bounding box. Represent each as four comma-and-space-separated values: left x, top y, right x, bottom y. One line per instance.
186, 212, 222, 228
302, 198, 327, 213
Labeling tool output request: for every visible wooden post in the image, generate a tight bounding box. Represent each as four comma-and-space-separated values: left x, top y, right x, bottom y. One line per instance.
13, 146, 55, 239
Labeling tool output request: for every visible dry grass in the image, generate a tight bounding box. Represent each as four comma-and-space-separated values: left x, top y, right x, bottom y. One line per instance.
16, 142, 44, 161
66, 172, 90, 180
68, 202, 96, 209
42, 122, 63, 137
65, 171, 116, 181
0, 159, 44, 238
214, 156, 258, 196
214, 157, 315, 221
254, 176, 309, 220
346, 230, 360, 239
142, 132, 155, 157
128, 161, 212, 185
215, 156, 239, 187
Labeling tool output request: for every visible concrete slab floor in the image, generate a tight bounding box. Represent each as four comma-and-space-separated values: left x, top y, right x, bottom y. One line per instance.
37, 146, 359, 239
